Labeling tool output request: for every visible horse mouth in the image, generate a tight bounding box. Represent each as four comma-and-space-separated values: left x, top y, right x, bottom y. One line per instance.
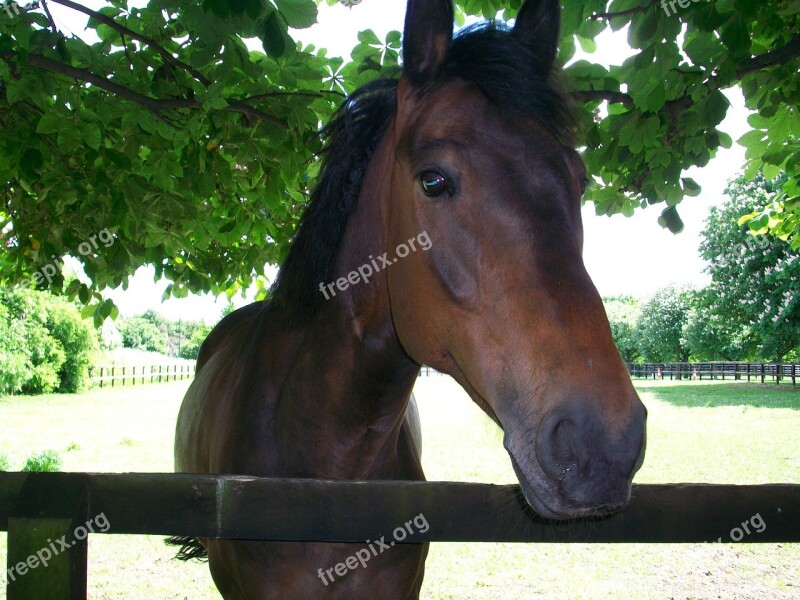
508, 453, 629, 520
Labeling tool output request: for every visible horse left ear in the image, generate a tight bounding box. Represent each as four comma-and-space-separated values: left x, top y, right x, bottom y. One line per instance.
512, 0, 561, 73
403, 0, 454, 85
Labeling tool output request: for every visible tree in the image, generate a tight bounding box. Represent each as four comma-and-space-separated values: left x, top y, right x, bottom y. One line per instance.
179, 324, 214, 360
682, 289, 750, 361
635, 285, 695, 364
118, 316, 168, 353
699, 173, 800, 363
1, 0, 798, 322
603, 295, 641, 362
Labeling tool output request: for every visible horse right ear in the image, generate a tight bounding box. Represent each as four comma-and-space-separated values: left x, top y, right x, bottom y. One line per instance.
403, 0, 454, 85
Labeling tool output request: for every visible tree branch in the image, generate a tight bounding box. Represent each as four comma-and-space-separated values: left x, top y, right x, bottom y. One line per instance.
571, 34, 800, 109
40, 0, 59, 34
736, 34, 800, 77
49, 0, 212, 87
2, 52, 288, 129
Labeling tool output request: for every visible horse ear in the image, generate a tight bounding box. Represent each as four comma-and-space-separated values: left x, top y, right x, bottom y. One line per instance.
403, 0, 454, 85
512, 0, 561, 73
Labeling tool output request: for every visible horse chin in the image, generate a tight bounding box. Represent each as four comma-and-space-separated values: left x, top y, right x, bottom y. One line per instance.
508, 454, 573, 520
507, 453, 626, 521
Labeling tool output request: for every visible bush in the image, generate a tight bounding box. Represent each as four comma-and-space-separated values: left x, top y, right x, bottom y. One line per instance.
0, 454, 10, 471
0, 288, 95, 395
0, 303, 31, 395
119, 317, 168, 353
21, 319, 65, 395
46, 303, 97, 392
179, 325, 212, 359
21, 450, 62, 472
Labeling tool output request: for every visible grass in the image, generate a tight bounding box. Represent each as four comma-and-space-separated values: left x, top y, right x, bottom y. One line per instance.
0, 378, 798, 598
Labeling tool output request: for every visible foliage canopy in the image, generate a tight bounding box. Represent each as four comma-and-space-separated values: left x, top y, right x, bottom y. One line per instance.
1, 0, 798, 322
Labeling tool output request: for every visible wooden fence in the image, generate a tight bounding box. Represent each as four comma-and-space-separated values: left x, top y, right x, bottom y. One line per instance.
89, 363, 196, 388
627, 362, 799, 385
1, 473, 799, 598
418, 366, 444, 377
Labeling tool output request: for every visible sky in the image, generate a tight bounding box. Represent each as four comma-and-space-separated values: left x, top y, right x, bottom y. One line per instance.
51, 0, 751, 323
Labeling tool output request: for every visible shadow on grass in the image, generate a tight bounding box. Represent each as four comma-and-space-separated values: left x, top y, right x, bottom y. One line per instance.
634, 381, 800, 410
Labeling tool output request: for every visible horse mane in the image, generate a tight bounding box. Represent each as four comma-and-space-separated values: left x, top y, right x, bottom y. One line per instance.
268, 21, 576, 325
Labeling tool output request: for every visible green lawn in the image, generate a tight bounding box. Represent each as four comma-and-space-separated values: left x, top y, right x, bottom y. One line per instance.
1, 378, 798, 599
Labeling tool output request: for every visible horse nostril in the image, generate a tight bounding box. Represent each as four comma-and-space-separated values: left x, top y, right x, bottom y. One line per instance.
537, 417, 578, 481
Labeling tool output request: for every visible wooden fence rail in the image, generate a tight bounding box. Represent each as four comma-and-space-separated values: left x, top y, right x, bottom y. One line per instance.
1, 473, 799, 598
626, 362, 799, 385
89, 363, 196, 388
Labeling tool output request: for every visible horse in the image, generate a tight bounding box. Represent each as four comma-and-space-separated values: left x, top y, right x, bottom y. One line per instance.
172, 0, 647, 597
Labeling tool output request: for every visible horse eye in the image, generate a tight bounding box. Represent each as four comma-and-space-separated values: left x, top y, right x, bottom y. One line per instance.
419, 171, 452, 197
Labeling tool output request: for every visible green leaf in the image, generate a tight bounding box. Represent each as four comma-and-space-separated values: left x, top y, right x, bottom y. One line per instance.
261, 12, 286, 57
681, 177, 701, 197
357, 29, 381, 46
645, 84, 666, 112
84, 123, 102, 151
36, 113, 63, 135
658, 206, 684, 233
720, 13, 749, 53
275, 0, 317, 29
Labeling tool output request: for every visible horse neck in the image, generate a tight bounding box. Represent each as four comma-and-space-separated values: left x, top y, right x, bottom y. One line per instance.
272, 129, 422, 479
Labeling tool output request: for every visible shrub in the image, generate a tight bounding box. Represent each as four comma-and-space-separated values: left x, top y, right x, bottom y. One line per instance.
21, 450, 62, 472
46, 302, 97, 392
0, 454, 10, 471
179, 325, 212, 359
0, 303, 31, 395
119, 317, 168, 353
21, 322, 65, 395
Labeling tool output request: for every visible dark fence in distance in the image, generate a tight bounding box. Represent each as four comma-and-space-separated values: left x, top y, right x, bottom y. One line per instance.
1, 472, 799, 599
89, 363, 196, 388
627, 362, 799, 385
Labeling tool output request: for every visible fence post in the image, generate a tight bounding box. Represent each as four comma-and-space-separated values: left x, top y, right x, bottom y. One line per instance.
158, 365, 162, 383
132, 366, 136, 386
761, 363, 765, 384
99, 367, 104, 389
7, 474, 90, 600
747, 362, 751, 382
793, 364, 797, 386
7, 518, 88, 600
111, 366, 115, 388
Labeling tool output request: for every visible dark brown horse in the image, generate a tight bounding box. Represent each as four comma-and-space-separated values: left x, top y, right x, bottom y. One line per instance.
173, 0, 647, 597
